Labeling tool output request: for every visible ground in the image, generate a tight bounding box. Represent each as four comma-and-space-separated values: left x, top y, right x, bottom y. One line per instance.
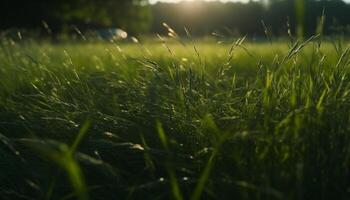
1, 36, 350, 199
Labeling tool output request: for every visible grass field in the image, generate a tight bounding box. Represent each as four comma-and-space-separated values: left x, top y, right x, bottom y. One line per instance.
1, 35, 350, 199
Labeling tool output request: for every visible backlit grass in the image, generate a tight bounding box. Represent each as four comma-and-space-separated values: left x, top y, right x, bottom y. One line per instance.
1, 35, 350, 199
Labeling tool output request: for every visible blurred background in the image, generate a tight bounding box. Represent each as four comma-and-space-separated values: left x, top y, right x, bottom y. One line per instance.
1, 0, 350, 38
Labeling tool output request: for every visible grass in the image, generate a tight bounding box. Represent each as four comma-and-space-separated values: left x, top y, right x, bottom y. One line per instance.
1, 34, 350, 199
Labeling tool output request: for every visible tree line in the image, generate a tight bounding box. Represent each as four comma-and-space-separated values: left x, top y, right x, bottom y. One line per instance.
0, 0, 349, 37
0, 0, 152, 34
151, 0, 350, 37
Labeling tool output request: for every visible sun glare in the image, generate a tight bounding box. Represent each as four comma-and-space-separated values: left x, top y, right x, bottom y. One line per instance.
150, 0, 239, 4
150, 0, 201, 3
150, 0, 252, 4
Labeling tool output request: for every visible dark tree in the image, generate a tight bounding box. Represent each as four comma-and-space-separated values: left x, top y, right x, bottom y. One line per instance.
0, 0, 152, 34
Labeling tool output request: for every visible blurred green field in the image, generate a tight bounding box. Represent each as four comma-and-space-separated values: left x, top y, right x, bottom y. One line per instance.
1, 36, 350, 200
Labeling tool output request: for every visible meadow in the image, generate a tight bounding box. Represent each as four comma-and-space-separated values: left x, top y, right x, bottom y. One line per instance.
1, 34, 350, 199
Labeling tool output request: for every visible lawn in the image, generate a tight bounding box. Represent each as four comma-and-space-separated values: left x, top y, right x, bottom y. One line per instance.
1, 36, 350, 199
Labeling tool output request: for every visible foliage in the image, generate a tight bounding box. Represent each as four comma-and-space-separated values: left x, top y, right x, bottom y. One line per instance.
151, 0, 350, 36
1, 0, 350, 37
0, 0, 152, 33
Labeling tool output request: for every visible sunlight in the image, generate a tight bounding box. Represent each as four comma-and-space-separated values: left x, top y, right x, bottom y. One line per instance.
150, 0, 245, 4
150, 0, 202, 3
